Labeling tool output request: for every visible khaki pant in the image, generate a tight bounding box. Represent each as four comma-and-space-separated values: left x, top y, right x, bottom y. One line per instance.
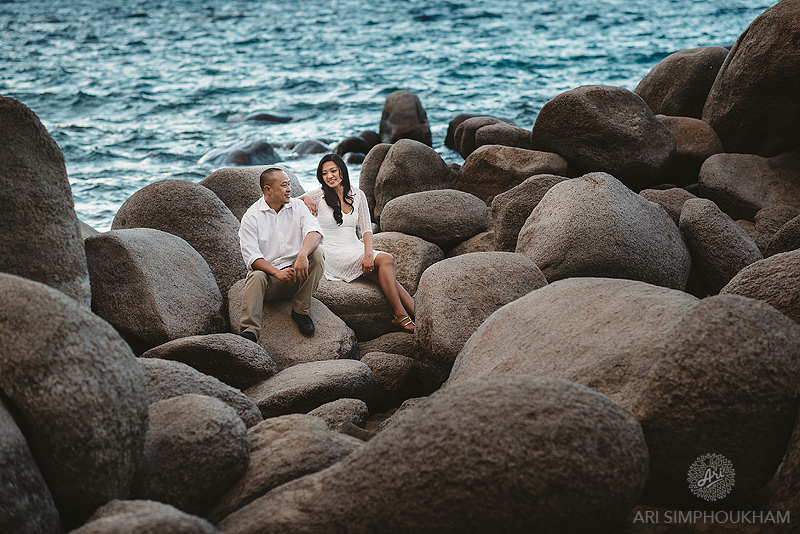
239, 247, 324, 337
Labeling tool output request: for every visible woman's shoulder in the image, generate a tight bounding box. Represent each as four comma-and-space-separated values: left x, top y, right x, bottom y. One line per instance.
306, 187, 324, 200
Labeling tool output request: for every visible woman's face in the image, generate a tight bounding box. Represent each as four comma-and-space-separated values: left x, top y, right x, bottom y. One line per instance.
321, 160, 343, 189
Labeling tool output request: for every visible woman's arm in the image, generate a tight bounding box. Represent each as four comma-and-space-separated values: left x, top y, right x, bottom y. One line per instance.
299, 188, 323, 216
361, 230, 375, 274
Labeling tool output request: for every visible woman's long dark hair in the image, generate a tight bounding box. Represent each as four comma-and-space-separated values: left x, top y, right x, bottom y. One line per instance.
316, 153, 354, 225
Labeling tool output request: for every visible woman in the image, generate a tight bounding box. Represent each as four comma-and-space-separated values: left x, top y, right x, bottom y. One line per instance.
301, 154, 415, 332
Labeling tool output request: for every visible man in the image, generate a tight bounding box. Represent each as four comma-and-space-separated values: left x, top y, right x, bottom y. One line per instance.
238, 167, 324, 340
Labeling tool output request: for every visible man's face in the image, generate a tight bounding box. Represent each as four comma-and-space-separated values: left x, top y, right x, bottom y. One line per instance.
264, 172, 291, 206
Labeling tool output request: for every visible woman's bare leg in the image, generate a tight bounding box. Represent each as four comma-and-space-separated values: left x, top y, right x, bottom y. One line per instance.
397, 281, 414, 318
365, 254, 412, 319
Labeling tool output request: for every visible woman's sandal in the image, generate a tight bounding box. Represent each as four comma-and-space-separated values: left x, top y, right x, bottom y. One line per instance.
392, 314, 415, 333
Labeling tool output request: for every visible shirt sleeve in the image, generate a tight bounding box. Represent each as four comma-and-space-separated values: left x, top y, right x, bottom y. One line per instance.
239, 210, 265, 270
296, 199, 324, 243
356, 188, 373, 238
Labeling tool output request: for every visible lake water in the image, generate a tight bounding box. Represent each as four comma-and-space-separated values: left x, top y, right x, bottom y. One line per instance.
0, 0, 770, 231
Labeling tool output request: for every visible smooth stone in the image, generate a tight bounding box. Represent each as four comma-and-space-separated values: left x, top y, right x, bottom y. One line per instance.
360, 352, 426, 413
656, 115, 724, 186
371, 231, 444, 294
446, 230, 495, 257
314, 278, 395, 341
69, 500, 220, 534
199, 165, 304, 220
307, 398, 370, 430
378, 90, 431, 146
638, 187, 697, 226
491, 174, 567, 251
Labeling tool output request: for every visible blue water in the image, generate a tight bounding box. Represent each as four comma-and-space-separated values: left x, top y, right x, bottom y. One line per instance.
1, 0, 770, 231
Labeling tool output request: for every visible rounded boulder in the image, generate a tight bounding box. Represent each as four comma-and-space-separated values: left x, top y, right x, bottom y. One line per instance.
378, 90, 431, 146
199, 165, 304, 221
371, 231, 444, 294
70, 500, 220, 534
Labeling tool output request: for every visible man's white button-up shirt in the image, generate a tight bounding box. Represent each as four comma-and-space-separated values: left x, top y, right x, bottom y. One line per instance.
239, 197, 324, 271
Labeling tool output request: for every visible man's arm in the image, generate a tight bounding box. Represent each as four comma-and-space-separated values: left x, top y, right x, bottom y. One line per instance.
293, 231, 322, 281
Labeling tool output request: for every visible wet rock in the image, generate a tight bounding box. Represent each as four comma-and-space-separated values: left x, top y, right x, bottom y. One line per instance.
244, 360, 375, 419
454, 116, 532, 158
0, 274, 149, 523
139, 358, 262, 428
679, 198, 762, 294
416, 252, 547, 386
635, 46, 729, 118
371, 231, 444, 294
140, 333, 278, 390
656, 115, 724, 186
358, 143, 391, 219
636, 295, 800, 500
697, 149, 800, 220
199, 165, 304, 220
491, 174, 567, 251
334, 136, 371, 156
516, 172, 691, 290
200, 140, 281, 166
447, 277, 698, 409
361, 352, 426, 413
0, 96, 91, 306
380, 189, 488, 250
767, 214, 800, 256
206, 414, 356, 524
314, 278, 394, 341
218, 376, 648, 534
720, 250, 800, 324
291, 140, 328, 155
454, 144, 570, 204
112, 179, 246, 297
85, 229, 227, 354
530, 85, 676, 191
0, 399, 60, 534
131, 395, 250, 516
70, 500, 220, 534
446, 230, 495, 257
307, 398, 370, 430
373, 139, 455, 220
227, 285, 357, 368
378, 90, 432, 145
638, 187, 696, 226
702, 1, 800, 156
357, 130, 381, 150
345, 152, 364, 164
444, 113, 480, 150
242, 111, 292, 123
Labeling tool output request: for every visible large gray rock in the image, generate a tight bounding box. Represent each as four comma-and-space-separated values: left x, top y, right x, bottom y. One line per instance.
638, 187, 697, 226
702, 0, 800, 156
444, 113, 480, 150
360, 352, 426, 413
138, 358, 262, 428
446, 230, 495, 257
70, 500, 220, 534
453, 117, 533, 158
530, 85, 676, 191
131, 395, 250, 516
656, 115, 724, 186
314, 278, 395, 341
206, 414, 356, 523
112, 179, 246, 297
85, 229, 227, 354
415, 252, 547, 386
635, 295, 800, 499
371, 231, 444, 294
199, 165, 304, 220
516, 173, 691, 290
351, 331, 418, 360
454, 144, 570, 204
307, 398, 370, 430
679, 198, 762, 294
0, 274, 149, 522
0, 96, 90, 306
227, 283, 357, 368
0, 398, 60, 534
218, 376, 648, 534
358, 143, 391, 219
447, 278, 698, 409
721, 250, 800, 324
634, 47, 729, 119
379, 189, 488, 250
373, 139, 455, 220
697, 149, 800, 220
768, 213, 800, 256
244, 360, 375, 419
756, 204, 800, 237
378, 90, 431, 145
491, 174, 568, 251
140, 333, 278, 390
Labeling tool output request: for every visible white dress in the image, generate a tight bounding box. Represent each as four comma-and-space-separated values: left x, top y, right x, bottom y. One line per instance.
306, 187, 387, 282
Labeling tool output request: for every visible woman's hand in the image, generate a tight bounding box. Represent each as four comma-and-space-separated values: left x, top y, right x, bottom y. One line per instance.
300, 195, 317, 216
361, 253, 375, 275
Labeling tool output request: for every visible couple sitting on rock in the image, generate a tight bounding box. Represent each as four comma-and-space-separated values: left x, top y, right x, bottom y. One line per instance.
238, 153, 415, 341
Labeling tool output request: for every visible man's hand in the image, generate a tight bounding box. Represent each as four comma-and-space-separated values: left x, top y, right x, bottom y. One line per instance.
274, 267, 296, 283
294, 253, 309, 282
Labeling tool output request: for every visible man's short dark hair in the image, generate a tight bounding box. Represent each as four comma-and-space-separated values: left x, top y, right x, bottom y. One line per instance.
259, 167, 287, 190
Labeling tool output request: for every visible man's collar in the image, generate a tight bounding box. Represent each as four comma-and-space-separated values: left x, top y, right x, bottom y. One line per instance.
259, 197, 294, 213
